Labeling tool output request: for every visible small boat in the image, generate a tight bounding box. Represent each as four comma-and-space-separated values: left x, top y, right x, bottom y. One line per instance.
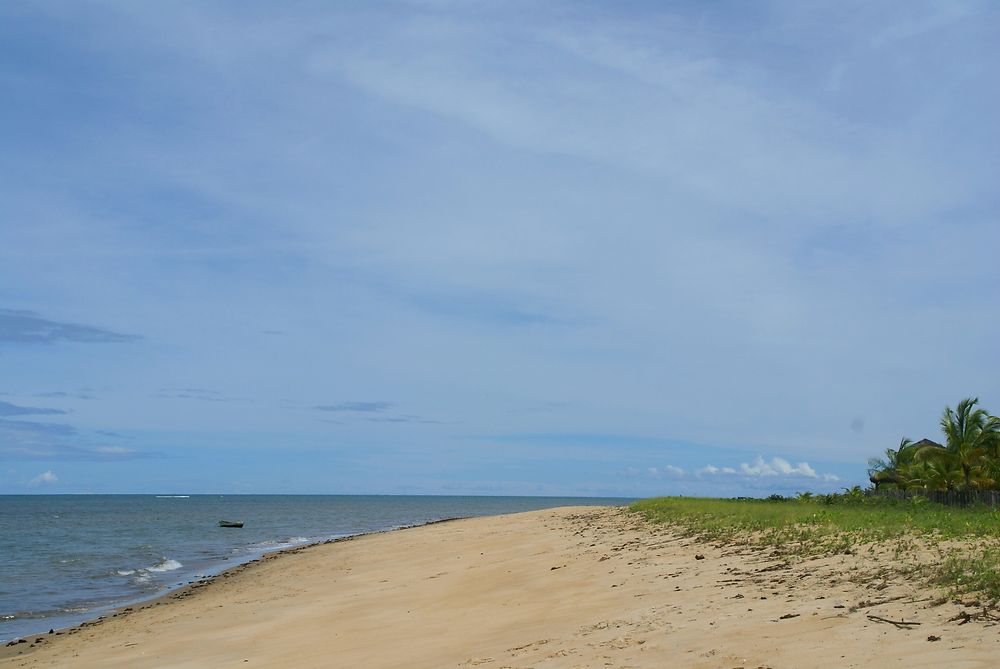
218, 520, 244, 528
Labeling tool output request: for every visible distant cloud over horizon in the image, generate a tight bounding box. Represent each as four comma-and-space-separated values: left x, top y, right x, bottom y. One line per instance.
29, 470, 57, 486
700, 456, 839, 482
0, 400, 68, 417
36, 390, 96, 400
631, 455, 841, 495
0, 309, 140, 345
0, 410, 160, 463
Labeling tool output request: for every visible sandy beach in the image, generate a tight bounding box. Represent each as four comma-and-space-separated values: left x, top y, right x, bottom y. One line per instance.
2, 506, 998, 668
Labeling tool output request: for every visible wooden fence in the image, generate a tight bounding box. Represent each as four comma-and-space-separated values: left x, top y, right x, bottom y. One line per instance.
868, 488, 1000, 508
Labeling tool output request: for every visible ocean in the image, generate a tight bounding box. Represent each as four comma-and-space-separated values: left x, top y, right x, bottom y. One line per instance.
0, 494, 630, 642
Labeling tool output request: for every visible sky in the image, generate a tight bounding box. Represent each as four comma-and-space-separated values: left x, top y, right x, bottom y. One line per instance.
1, 0, 998, 497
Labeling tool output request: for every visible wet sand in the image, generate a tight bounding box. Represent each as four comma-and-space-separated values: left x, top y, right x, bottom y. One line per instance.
2, 506, 998, 668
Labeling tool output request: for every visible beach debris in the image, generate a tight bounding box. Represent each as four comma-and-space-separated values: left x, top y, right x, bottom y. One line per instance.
778, 613, 800, 620
947, 608, 1000, 625
927, 635, 942, 641
851, 594, 906, 611
949, 611, 973, 625
866, 615, 921, 628
695, 554, 705, 560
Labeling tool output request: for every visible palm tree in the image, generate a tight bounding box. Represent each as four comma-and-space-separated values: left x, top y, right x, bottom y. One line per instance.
868, 437, 933, 490
975, 413, 1000, 487
868, 398, 1000, 494
937, 397, 997, 490
868, 438, 912, 489
906, 457, 964, 492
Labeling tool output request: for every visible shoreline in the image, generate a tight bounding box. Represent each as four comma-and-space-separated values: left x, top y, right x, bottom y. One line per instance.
4, 505, 999, 667
0, 494, 631, 646
0, 516, 469, 656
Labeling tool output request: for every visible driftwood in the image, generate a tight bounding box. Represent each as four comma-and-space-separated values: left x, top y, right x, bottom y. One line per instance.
866, 615, 921, 629
851, 594, 907, 611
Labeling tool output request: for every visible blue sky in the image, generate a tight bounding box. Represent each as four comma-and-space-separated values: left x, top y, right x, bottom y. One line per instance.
2, 1, 998, 496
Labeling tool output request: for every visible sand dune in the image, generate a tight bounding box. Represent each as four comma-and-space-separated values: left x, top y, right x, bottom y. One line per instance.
3, 506, 998, 668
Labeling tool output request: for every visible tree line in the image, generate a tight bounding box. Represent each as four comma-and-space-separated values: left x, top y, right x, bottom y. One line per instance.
868, 397, 1000, 491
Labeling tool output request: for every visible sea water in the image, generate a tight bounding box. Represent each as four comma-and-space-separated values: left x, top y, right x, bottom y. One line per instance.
0, 495, 630, 642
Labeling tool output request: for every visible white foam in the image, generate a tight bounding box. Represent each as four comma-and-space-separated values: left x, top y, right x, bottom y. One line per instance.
249, 536, 312, 552
116, 569, 135, 576
147, 558, 182, 573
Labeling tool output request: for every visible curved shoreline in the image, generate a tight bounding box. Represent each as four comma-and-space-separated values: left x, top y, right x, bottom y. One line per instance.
0, 516, 466, 656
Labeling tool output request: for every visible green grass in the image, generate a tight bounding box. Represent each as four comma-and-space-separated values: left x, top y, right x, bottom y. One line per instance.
629, 495, 1000, 604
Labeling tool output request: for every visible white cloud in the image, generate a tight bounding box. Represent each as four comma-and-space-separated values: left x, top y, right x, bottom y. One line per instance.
739, 456, 819, 478
798, 462, 818, 478
29, 470, 57, 486
694, 456, 833, 481
647, 465, 686, 479
634, 454, 844, 496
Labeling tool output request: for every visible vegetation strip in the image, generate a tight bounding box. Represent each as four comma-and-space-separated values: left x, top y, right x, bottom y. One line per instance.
630, 494, 1000, 605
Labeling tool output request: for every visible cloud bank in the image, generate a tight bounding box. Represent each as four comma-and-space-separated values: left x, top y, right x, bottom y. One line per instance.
634, 455, 841, 495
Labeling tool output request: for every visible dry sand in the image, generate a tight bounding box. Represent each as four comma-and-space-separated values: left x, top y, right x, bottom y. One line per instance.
2, 506, 998, 668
